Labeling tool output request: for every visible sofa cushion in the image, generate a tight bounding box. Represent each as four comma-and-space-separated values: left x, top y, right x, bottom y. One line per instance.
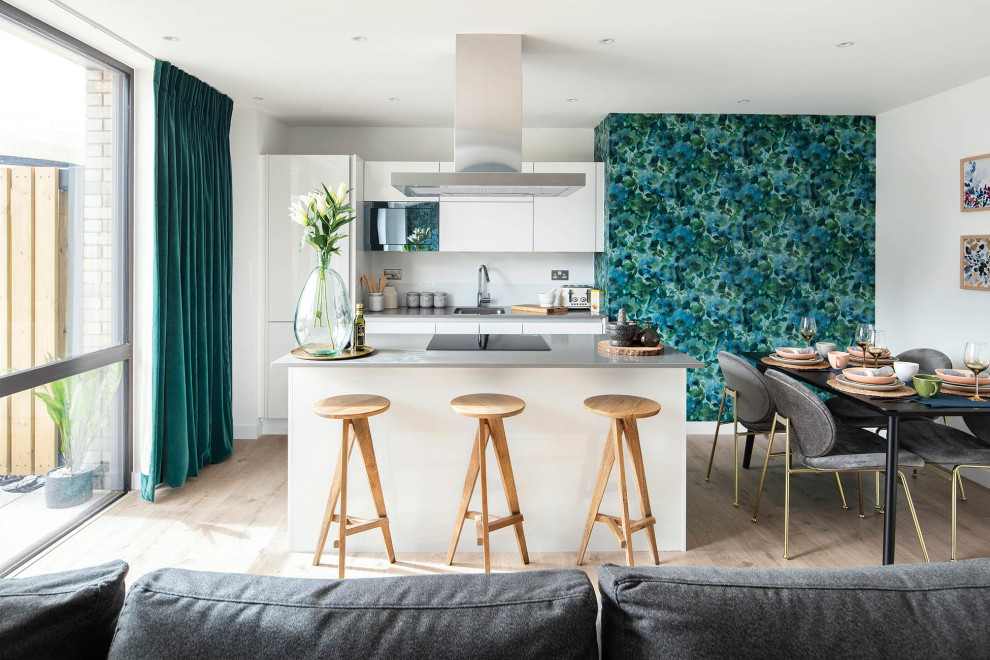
0, 560, 128, 660
599, 560, 990, 659
109, 567, 598, 659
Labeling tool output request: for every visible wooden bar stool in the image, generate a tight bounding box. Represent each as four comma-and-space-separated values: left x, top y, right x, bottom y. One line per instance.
312, 394, 396, 578
445, 393, 530, 573
576, 394, 661, 567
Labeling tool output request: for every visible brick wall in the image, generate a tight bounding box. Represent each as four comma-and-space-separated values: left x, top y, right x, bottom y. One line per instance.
83, 68, 113, 354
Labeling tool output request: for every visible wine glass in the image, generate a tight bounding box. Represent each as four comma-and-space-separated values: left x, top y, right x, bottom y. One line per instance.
854, 323, 874, 365
866, 330, 887, 369
963, 341, 990, 402
799, 317, 817, 347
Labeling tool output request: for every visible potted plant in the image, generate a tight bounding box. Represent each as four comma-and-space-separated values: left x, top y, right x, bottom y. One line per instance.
34, 363, 122, 509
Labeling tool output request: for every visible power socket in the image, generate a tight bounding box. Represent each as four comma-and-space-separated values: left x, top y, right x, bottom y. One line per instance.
384, 269, 402, 280
551, 269, 569, 281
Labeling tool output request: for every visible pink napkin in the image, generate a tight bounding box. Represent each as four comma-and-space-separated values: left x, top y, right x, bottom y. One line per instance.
848, 366, 894, 377
776, 347, 815, 355
941, 369, 987, 380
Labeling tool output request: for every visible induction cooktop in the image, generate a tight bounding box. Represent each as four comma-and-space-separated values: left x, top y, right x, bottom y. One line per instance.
426, 334, 551, 351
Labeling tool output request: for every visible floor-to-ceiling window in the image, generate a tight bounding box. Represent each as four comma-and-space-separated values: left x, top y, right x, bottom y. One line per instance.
0, 3, 131, 574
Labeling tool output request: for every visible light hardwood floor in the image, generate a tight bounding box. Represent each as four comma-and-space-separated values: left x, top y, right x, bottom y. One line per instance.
12, 433, 990, 585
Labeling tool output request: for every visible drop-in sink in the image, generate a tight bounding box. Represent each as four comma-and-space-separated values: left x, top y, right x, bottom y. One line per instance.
452, 306, 506, 315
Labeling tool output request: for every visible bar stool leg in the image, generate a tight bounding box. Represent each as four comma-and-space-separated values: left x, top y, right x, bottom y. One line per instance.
612, 419, 635, 566
489, 417, 530, 565
478, 419, 491, 573
445, 423, 486, 566
622, 417, 660, 565
313, 421, 355, 567
352, 417, 396, 563
337, 419, 350, 579
576, 424, 617, 566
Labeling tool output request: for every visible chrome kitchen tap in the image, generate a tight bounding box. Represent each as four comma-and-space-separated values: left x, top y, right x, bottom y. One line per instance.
477, 264, 491, 307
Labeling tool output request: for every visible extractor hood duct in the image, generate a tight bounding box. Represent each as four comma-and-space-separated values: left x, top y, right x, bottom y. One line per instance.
392, 34, 585, 198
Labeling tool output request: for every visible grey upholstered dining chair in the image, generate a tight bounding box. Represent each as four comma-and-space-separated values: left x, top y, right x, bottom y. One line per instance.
826, 347, 951, 508
753, 370, 929, 561
899, 416, 990, 561
709, 352, 850, 511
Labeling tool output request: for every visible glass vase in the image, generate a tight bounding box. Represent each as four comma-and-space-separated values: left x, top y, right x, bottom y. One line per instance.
294, 253, 353, 356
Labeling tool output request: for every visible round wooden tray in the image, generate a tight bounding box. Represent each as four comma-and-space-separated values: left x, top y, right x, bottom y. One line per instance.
597, 340, 664, 356
291, 346, 375, 361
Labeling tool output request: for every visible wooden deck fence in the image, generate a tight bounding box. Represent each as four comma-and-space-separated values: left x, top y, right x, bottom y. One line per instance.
0, 167, 69, 476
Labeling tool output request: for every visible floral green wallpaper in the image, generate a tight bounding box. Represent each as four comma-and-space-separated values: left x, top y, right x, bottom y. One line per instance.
594, 113, 876, 421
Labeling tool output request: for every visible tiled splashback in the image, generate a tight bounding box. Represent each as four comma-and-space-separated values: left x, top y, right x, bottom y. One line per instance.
365, 251, 595, 308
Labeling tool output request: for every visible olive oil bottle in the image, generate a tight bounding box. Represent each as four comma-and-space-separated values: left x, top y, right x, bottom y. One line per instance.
353, 304, 366, 351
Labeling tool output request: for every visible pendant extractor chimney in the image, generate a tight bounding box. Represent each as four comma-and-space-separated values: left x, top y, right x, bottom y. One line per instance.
392, 34, 585, 197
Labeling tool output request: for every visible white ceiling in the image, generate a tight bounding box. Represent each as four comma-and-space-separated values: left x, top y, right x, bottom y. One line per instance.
56, 0, 990, 128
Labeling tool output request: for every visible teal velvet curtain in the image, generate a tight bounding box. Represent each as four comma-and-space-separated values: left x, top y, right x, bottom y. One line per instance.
142, 60, 234, 501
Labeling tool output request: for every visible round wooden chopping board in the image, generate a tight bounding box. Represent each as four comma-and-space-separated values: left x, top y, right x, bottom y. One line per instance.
597, 340, 665, 356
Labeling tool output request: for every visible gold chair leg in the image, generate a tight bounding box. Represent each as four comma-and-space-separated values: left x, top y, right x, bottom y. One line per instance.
958, 473, 968, 502
705, 391, 727, 483
858, 472, 865, 519
733, 419, 740, 508
897, 470, 929, 563
951, 466, 961, 561
751, 418, 778, 523
875, 471, 882, 510
783, 450, 791, 560
835, 473, 849, 510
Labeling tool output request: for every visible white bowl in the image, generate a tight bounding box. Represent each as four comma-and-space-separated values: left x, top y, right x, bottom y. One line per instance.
537, 293, 556, 307
893, 361, 919, 383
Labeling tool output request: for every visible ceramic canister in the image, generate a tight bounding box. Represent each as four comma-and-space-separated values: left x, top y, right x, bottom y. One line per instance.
406, 291, 420, 308
383, 286, 398, 309
433, 292, 447, 308
419, 292, 434, 308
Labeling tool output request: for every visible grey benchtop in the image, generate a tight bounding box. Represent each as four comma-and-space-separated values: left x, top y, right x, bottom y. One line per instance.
273, 334, 704, 369
363, 308, 603, 323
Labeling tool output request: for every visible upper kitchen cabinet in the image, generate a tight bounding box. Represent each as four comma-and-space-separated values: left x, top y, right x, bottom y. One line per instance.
439, 198, 534, 252
365, 161, 440, 202
533, 162, 598, 252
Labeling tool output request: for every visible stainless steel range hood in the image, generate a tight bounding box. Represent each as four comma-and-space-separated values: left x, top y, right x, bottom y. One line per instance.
392, 35, 585, 198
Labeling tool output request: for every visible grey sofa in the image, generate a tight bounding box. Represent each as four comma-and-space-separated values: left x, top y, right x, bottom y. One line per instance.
4, 559, 990, 659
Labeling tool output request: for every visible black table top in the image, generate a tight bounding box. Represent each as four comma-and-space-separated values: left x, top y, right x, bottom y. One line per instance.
742, 351, 990, 418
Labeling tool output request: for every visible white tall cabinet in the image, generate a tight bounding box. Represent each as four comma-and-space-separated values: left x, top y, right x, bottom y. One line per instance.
261, 155, 366, 420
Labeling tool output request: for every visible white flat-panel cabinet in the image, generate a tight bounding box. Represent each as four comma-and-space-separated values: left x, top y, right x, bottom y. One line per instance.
480, 322, 522, 334
439, 199, 534, 252
265, 155, 353, 323
434, 322, 480, 334
523, 321, 604, 335
266, 322, 297, 419
365, 161, 440, 202
365, 321, 437, 334
595, 162, 606, 253
533, 162, 598, 252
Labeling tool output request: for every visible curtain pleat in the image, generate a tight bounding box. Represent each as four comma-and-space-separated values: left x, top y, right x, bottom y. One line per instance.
142, 60, 233, 502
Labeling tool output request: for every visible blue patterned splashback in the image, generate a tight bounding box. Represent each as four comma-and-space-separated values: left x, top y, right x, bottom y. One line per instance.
594, 114, 876, 421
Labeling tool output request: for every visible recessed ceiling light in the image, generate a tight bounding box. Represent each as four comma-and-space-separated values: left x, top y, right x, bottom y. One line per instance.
161, 35, 179, 42
352, 36, 368, 42
598, 38, 615, 45
565, 97, 579, 103
388, 97, 400, 102
252, 96, 264, 101
836, 41, 855, 48
737, 99, 751, 104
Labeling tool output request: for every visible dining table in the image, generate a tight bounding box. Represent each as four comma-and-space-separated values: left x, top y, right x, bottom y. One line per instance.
743, 350, 990, 565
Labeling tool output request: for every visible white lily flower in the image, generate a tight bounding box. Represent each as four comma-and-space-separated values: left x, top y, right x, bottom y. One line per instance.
335, 182, 347, 204
288, 197, 309, 225
314, 191, 329, 216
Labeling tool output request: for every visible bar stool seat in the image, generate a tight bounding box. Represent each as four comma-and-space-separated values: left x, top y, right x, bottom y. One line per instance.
446, 393, 529, 573
312, 394, 395, 578
577, 394, 661, 567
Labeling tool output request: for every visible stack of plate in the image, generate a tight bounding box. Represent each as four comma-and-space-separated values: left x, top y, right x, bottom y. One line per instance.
846, 347, 898, 366
838, 367, 904, 391
773, 348, 825, 365
935, 369, 989, 395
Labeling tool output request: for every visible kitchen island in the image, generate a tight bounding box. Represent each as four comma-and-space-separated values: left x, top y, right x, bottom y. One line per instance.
273, 334, 702, 555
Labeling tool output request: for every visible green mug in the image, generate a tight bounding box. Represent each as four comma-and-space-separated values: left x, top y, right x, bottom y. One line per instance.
913, 374, 942, 398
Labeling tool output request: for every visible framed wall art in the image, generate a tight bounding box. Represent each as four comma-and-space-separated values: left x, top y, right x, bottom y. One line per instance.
961, 235, 990, 290
961, 154, 990, 211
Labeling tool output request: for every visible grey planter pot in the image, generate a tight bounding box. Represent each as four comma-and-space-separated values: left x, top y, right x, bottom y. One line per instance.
45, 469, 93, 509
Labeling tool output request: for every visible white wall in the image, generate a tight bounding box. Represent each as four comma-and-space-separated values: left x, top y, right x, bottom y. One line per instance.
877, 73, 990, 486
286, 127, 593, 161
230, 108, 288, 439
